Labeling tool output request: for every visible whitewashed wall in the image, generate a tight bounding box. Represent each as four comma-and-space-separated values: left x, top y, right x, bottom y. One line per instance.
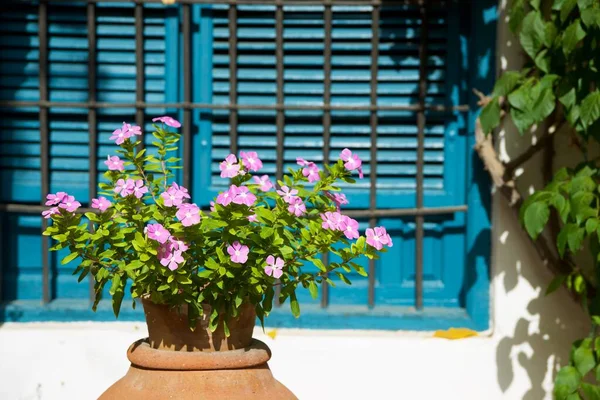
0, 3, 592, 399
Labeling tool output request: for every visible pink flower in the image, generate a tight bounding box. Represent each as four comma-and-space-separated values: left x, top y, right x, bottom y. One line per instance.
276, 186, 298, 203
340, 148, 364, 178
132, 180, 148, 199
232, 186, 257, 207
176, 203, 201, 227
296, 157, 309, 166
104, 155, 124, 171
365, 227, 393, 250
160, 249, 184, 271
169, 237, 189, 252
227, 241, 249, 264
146, 223, 170, 244
42, 207, 59, 219
253, 175, 273, 192
216, 185, 239, 206
287, 197, 306, 217
45, 191, 67, 206
210, 201, 216, 212
109, 122, 141, 145
240, 151, 263, 172
114, 179, 134, 197
248, 213, 258, 222
339, 216, 359, 239
321, 211, 344, 230
325, 191, 349, 211
91, 197, 112, 212
219, 154, 240, 178
161, 182, 190, 207
152, 115, 181, 128
264, 255, 284, 279
302, 163, 320, 183
58, 195, 81, 212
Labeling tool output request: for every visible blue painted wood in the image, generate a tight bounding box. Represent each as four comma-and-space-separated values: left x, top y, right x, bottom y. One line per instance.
0, 2, 494, 330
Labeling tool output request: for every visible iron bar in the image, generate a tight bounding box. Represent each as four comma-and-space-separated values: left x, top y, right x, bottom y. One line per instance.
367, 3, 379, 309
275, 3, 284, 181
228, 4, 238, 154
87, 2, 98, 303
15, 0, 438, 5
183, 3, 192, 190
0, 100, 469, 112
39, 0, 50, 305
135, 2, 145, 149
320, 3, 332, 309
415, 0, 429, 311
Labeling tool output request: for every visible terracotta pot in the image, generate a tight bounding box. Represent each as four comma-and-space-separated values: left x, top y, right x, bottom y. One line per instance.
98, 299, 297, 400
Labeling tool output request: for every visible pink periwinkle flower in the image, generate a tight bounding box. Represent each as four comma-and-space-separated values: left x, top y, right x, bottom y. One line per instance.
146, 223, 171, 244
176, 203, 201, 227
91, 197, 112, 212
227, 241, 249, 264
325, 191, 349, 211
302, 163, 320, 183
161, 182, 191, 207
160, 249, 184, 271
114, 179, 134, 197
296, 157, 309, 166
132, 180, 148, 199
264, 255, 284, 279
152, 115, 181, 128
45, 191, 67, 206
58, 195, 81, 213
104, 155, 124, 172
216, 184, 240, 206
340, 148, 364, 179
220, 154, 240, 178
109, 122, 141, 145
232, 186, 257, 207
287, 197, 306, 217
210, 201, 216, 212
339, 216, 360, 239
42, 207, 60, 219
276, 185, 298, 204
253, 175, 273, 192
321, 211, 344, 230
248, 213, 258, 222
169, 237, 189, 252
240, 151, 263, 172
365, 227, 393, 250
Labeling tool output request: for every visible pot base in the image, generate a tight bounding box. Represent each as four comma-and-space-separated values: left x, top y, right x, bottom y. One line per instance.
99, 339, 297, 400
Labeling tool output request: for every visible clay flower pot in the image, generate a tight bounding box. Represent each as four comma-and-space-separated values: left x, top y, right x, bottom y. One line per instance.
99, 298, 297, 399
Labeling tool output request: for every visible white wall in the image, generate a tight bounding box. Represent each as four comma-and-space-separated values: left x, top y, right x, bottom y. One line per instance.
0, 2, 592, 400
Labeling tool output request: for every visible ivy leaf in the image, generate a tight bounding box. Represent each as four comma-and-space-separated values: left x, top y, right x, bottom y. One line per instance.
581, 91, 600, 129
480, 97, 501, 134
560, 0, 578, 22
546, 274, 567, 295
562, 20, 586, 56
581, 8, 600, 28
554, 366, 581, 399
559, 88, 577, 110
563, 223, 585, 254
581, 383, 600, 400
577, 0, 594, 9
574, 343, 596, 376
510, 108, 536, 134
508, 83, 531, 110
509, 0, 527, 32
531, 87, 556, 123
534, 49, 551, 73
524, 202, 549, 239
492, 71, 521, 97
519, 11, 546, 59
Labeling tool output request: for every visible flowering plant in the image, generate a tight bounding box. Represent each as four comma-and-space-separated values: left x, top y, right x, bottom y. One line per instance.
42, 116, 392, 332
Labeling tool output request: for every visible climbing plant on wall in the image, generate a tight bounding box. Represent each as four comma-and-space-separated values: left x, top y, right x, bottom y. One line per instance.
476, 0, 600, 398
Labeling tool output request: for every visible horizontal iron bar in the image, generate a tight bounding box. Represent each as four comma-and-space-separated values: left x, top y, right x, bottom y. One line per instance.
0, 203, 467, 217
14, 0, 442, 5
0, 100, 469, 112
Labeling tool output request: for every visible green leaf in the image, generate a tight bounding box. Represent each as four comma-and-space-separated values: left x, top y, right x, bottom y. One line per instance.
519, 11, 547, 59
310, 257, 327, 272
574, 344, 596, 376
523, 201, 550, 239
577, 0, 594, 9
586, 218, 599, 234
493, 71, 521, 97
560, 88, 577, 110
280, 246, 294, 256
565, 224, 585, 253
534, 49, 551, 73
255, 207, 275, 223
581, 383, 600, 400
508, 83, 531, 110
581, 8, 600, 28
509, 0, 527, 32
546, 274, 568, 295
554, 366, 581, 399
205, 257, 220, 270
290, 292, 300, 318
562, 20, 586, 56
308, 281, 319, 299
201, 218, 228, 230
561, 0, 578, 22
61, 252, 79, 265
531, 87, 556, 123
260, 227, 274, 239
480, 97, 501, 134
581, 91, 600, 129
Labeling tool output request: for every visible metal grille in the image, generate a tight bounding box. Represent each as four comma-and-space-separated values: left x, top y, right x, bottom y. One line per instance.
0, 0, 470, 312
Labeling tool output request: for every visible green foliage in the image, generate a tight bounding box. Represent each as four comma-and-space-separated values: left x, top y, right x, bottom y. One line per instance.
43, 122, 386, 332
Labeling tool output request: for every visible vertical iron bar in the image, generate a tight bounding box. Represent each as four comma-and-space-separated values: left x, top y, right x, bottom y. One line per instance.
183, 4, 192, 189
274, 3, 284, 307
135, 2, 145, 147
87, 2, 97, 303
228, 3, 238, 154
367, 3, 379, 309
39, 0, 50, 305
320, 3, 332, 309
415, 0, 429, 311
